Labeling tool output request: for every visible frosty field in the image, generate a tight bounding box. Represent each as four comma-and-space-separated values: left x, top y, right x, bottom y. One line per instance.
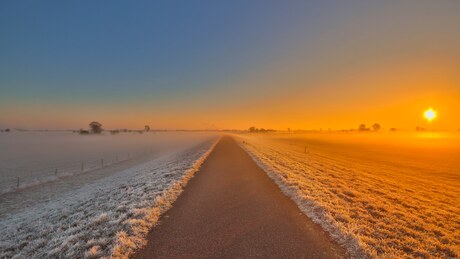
0, 132, 219, 258
0, 131, 214, 194
236, 132, 460, 258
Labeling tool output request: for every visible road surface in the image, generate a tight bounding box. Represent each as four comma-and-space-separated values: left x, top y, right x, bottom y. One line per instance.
135, 136, 345, 258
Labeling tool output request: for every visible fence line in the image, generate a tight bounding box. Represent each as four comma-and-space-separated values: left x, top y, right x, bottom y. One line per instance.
1, 147, 155, 194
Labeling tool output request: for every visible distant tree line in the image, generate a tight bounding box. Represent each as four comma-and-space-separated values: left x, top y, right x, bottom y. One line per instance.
76, 121, 152, 135
415, 126, 428, 132
358, 123, 381, 131
248, 126, 276, 133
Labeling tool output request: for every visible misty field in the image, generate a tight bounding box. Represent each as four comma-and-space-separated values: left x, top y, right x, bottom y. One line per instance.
0, 132, 219, 258
237, 132, 460, 258
0, 132, 214, 194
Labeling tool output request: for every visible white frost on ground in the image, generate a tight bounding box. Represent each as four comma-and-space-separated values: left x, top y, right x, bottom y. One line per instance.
0, 132, 214, 194
0, 137, 219, 258
236, 133, 459, 259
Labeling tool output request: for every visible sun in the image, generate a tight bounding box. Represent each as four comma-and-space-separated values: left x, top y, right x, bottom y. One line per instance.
424, 108, 437, 122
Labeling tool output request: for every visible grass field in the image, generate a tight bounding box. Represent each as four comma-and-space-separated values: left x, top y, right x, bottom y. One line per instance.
237, 132, 460, 258
0, 132, 218, 258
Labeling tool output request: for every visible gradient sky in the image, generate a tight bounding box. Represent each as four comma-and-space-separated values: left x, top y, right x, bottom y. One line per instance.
1, 0, 459, 130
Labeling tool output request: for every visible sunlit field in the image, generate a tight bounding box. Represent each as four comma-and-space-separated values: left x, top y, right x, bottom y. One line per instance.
236, 132, 460, 258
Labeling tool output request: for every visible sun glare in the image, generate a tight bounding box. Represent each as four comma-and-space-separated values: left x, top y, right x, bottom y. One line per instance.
424, 108, 437, 122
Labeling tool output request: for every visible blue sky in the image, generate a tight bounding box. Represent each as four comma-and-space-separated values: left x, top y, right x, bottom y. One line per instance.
1, 1, 328, 100
1, 1, 459, 130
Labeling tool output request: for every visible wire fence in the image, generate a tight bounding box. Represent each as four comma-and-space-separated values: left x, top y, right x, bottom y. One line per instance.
1, 147, 155, 194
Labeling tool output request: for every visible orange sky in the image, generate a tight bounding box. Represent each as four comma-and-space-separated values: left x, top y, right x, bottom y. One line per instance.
1, 1, 459, 131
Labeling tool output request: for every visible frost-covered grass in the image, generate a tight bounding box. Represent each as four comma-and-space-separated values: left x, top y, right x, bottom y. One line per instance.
0, 132, 212, 192
236, 132, 460, 258
0, 136, 219, 258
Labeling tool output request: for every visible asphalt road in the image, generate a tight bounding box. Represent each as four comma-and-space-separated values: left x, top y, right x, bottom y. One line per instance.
135, 136, 345, 258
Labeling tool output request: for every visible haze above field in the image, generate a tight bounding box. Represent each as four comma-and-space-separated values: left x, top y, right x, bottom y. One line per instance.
1, 1, 459, 130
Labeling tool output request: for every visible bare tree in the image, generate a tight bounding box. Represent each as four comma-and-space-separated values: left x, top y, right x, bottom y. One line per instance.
249, 126, 257, 132
372, 123, 381, 131
89, 121, 103, 134
358, 124, 369, 131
